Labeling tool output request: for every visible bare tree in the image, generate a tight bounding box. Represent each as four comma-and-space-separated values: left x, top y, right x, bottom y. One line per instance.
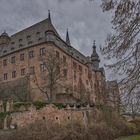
123, 91, 140, 120
32, 50, 64, 103
100, 0, 140, 95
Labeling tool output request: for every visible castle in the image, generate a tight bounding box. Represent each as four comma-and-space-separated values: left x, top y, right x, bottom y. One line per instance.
0, 11, 119, 105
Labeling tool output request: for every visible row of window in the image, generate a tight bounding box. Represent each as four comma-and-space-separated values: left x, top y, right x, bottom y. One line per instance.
3, 64, 45, 80
3, 48, 46, 66
3, 64, 68, 81
11, 31, 45, 45
9, 31, 52, 49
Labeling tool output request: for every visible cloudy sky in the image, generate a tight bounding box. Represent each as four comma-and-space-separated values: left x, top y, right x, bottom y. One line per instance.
0, 0, 115, 79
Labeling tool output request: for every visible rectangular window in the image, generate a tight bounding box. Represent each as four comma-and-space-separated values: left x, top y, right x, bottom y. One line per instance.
29, 50, 34, 58
63, 69, 67, 78
40, 48, 46, 56
56, 51, 60, 58
73, 62, 77, 69
4, 73, 8, 80
74, 70, 76, 81
40, 64, 46, 72
20, 53, 24, 61
79, 65, 82, 72
3, 59, 7, 67
12, 71, 16, 78
11, 56, 16, 64
63, 56, 66, 64
30, 66, 35, 75
21, 68, 26, 76
86, 80, 89, 85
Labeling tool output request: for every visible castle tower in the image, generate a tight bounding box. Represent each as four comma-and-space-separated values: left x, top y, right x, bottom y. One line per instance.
66, 29, 71, 46
0, 31, 10, 46
91, 40, 100, 70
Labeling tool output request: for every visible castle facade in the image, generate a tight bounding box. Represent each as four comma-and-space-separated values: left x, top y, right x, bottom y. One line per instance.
0, 11, 117, 104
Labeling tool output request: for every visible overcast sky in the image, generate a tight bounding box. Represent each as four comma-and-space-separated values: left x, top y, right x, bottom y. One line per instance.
0, 0, 115, 79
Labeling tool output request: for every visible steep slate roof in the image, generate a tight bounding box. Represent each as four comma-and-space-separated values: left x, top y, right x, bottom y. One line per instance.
0, 17, 88, 64
0, 18, 59, 57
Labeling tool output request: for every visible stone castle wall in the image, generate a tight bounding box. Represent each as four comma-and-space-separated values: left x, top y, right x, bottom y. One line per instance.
0, 100, 96, 130
11, 105, 85, 129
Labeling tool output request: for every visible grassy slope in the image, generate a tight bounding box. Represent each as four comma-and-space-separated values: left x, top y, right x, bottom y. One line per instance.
118, 135, 140, 140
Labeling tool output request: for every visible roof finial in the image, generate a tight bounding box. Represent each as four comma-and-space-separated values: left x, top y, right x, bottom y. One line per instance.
66, 28, 71, 46
93, 40, 96, 48
48, 10, 52, 23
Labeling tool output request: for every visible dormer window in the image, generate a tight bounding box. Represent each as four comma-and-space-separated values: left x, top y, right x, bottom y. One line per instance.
3, 50, 7, 53
11, 47, 15, 50
36, 32, 40, 37
19, 39, 23, 42
19, 44, 23, 47
27, 35, 31, 39
11, 42, 15, 45
28, 41, 33, 45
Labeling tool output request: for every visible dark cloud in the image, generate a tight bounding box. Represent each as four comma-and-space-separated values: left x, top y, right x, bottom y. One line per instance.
0, 0, 114, 79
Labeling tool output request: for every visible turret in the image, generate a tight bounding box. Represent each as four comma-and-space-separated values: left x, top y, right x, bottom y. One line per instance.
0, 31, 10, 46
91, 40, 100, 70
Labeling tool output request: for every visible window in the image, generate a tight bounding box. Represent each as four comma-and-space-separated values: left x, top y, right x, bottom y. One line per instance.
40, 64, 46, 72
73, 62, 77, 69
56, 51, 60, 58
63, 56, 66, 64
63, 69, 67, 78
74, 70, 76, 81
56, 66, 60, 75
19, 44, 23, 48
19, 39, 23, 42
11, 42, 15, 45
3, 50, 7, 53
86, 80, 89, 85
11, 47, 14, 50
28, 41, 32, 45
21, 68, 26, 76
29, 51, 34, 58
3, 59, 7, 67
27, 35, 31, 40
30, 66, 35, 75
4, 73, 8, 80
40, 48, 46, 56
11, 56, 16, 64
12, 71, 16, 78
20, 53, 24, 61
45, 31, 55, 41
79, 65, 82, 72
36, 32, 40, 38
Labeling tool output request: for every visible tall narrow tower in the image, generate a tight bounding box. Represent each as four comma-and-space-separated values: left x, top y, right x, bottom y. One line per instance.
91, 40, 100, 70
